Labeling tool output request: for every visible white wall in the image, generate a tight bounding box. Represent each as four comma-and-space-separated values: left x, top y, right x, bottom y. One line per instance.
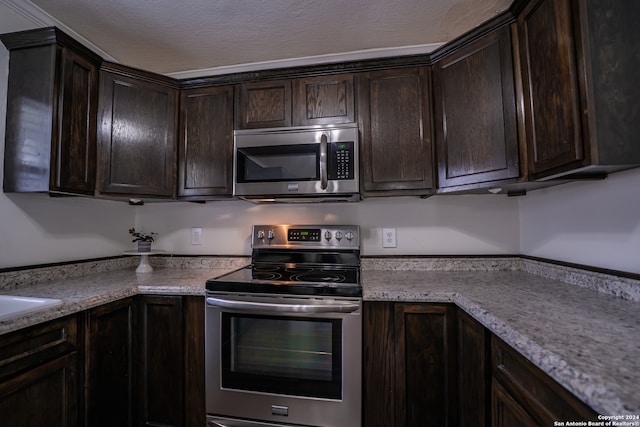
135, 195, 521, 256
519, 167, 640, 274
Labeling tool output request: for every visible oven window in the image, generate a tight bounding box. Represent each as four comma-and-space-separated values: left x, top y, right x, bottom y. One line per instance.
236, 144, 319, 182
221, 313, 342, 400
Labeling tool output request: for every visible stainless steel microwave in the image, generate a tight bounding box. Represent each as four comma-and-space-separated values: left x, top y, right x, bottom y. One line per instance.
233, 124, 360, 202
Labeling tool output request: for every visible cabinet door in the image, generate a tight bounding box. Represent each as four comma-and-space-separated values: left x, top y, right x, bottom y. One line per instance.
237, 79, 291, 129
183, 296, 206, 427
395, 303, 456, 427
517, 0, 587, 178
491, 379, 538, 427
457, 309, 489, 427
362, 301, 396, 427
0, 353, 79, 427
98, 67, 178, 197
138, 295, 184, 427
85, 298, 136, 427
434, 26, 520, 190
293, 74, 354, 126
358, 67, 434, 196
53, 47, 98, 195
179, 86, 234, 198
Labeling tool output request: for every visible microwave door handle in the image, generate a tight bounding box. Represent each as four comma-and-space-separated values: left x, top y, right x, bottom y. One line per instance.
320, 133, 328, 190
206, 297, 360, 314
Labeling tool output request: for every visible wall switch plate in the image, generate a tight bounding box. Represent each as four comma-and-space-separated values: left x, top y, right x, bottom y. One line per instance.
191, 227, 202, 245
382, 228, 397, 248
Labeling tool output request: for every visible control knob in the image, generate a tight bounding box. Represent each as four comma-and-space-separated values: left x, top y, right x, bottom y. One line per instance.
267, 230, 275, 240
257, 230, 265, 239
324, 231, 332, 241
335, 231, 343, 241
345, 231, 354, 241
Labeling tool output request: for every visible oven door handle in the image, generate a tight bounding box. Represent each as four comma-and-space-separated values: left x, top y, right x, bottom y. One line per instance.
206, 297, 360, 314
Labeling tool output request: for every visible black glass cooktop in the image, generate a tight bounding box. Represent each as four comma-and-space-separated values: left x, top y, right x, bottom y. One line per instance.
206, 265, 362, 297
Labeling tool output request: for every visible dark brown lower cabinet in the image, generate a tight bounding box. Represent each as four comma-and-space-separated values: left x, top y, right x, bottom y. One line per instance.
0, 316, 80, 427
491, 379, 538, 427
457, 310, 490, 427
138, 295, 184, 426
363, 302, 456, 427
84, 297, 137, 427
491, 335, 597, 426
137, 295, 205, 427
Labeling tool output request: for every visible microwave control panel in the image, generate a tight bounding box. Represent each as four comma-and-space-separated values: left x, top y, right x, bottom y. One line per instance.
328, 141, 354, 180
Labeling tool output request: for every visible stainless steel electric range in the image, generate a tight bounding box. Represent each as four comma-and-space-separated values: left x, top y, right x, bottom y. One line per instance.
205, 225, 362, 427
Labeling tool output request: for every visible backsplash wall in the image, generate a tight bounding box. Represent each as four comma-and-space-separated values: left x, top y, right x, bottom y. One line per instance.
134, 195, 521, 257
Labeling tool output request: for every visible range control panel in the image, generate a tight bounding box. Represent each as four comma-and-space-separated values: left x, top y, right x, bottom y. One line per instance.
252, 225, 360, 249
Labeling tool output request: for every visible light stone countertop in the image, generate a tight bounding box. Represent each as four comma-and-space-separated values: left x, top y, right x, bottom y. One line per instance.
362, 268, 640, 417
0, 256, 638, 418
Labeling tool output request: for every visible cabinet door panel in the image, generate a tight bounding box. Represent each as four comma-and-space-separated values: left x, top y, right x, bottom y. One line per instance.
54, 48, 98, 194
237, 80, 291, 129
85, 298, 136, 427
98, 70, 177, 196
359, 68, 434, 195
138, 295, 184, 427
395, 303, 455, 427
293, 74, 354, 126
491, 379, 538, 427
183, 296, 206, 427
362, 301, 396, 427
457, 310, 489, 427
518, 0, 586, 177
179, 86, 233, 198
434, 26, 519, 189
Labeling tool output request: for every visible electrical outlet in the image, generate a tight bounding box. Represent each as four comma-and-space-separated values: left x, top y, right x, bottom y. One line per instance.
191, 227, 202, 245
382, 228, 397, 248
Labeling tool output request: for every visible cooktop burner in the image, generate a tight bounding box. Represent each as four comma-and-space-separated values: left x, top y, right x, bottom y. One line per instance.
207, 265, 361, 297
206, 225, 362, 297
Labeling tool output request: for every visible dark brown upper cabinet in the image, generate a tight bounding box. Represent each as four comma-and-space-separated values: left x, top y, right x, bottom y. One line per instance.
433, 25, 520, 192
293, 74, 355, 126
97, 63, 179, 198
516, 0, 640, 180
358, 67, 434, 196
236, 74, 355, 129
1, 27, 101, 196
178, 85, 234, 199
236, 79, 292, 129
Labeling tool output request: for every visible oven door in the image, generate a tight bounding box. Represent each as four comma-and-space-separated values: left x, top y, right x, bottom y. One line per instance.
205, 293, 362, 427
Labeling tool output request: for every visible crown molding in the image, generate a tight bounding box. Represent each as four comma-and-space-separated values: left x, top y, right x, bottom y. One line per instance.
0, 0, 116, 61
165, 43, 443, 79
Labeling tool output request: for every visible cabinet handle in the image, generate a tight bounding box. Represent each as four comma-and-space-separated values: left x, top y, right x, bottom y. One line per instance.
320, 133, 328, 190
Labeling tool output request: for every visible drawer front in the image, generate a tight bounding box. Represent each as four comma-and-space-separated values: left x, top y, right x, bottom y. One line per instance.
491, 335, 596, 423
0, 315, 78, 380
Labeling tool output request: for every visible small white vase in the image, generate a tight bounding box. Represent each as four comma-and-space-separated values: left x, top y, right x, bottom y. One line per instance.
137, 241, 152, 253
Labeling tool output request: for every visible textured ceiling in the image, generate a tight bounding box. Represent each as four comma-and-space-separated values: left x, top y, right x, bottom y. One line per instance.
22, 0, 511, 77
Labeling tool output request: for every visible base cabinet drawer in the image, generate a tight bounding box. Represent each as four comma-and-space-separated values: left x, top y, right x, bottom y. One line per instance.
491, 335, 597, 425
0, 315, 79, 427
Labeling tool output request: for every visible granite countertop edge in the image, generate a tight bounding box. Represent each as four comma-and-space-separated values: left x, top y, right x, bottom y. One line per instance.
1, 256, 638, 417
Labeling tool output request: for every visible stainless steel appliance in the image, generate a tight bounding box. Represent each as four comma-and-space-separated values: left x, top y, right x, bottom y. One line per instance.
205, 225, 362, 427
233, 124, 360, 202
